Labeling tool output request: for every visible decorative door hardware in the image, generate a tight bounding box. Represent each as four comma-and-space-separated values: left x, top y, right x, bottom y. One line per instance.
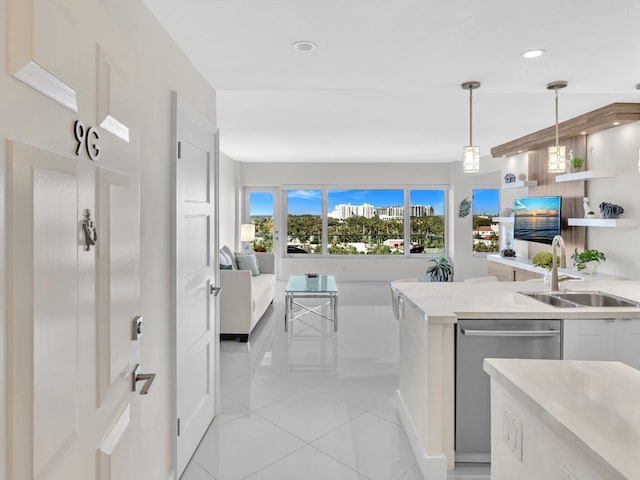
74, 120, 101, 161
132, 364, 156, 395
81, 209, 97, 251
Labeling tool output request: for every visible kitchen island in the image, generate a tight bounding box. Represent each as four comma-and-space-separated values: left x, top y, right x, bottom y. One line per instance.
484, 358, 640, 480
393, 279, 640, 480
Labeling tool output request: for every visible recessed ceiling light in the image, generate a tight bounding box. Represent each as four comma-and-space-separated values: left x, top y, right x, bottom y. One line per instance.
580, 131, 588, 135
613, 121, 620, 126
292, 41, 316, 52
522, 49, 545, 59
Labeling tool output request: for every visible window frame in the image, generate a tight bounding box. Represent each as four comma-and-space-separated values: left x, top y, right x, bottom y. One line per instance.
471, 187, 501, 257
281, 184, 449, 258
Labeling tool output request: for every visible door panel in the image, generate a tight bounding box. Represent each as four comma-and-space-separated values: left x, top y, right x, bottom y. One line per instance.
173, 93, 219, 476
8, 0, 79, 111
96, 167, 139, 407
8, 141, 85, 479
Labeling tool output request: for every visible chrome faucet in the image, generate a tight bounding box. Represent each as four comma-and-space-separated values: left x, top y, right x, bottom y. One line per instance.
550, 235, 566, 292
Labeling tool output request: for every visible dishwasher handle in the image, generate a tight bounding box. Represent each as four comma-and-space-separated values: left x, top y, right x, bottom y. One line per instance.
460, 328, 561, 337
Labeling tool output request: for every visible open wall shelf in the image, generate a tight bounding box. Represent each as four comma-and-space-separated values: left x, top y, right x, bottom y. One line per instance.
502, 180, 537, 189
568, 218, 639, 228
555, 169, 616, 183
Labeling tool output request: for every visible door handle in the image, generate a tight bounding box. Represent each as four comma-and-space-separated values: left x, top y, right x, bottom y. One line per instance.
210, 285, 221, 296
132, 364, 156, 395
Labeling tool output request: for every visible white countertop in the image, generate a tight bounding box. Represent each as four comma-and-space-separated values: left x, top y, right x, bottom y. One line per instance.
484, 358, 640, 480
392, 279, 640, 323
487, 254, 621, 281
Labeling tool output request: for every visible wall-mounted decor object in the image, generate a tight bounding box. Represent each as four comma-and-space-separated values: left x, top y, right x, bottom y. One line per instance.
459, 197, 472, 217
599, 202, 624, 219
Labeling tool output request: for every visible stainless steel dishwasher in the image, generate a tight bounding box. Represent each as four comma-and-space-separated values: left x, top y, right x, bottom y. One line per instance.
455, 319, 561, 463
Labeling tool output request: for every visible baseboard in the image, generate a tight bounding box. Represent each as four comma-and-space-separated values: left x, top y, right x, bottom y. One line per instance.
396, 390, 448, 480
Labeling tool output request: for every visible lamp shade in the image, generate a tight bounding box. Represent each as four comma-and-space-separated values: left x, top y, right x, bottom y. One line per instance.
548, 145, 567, 173
463, 146, 480, 173
240, 224, 256, 242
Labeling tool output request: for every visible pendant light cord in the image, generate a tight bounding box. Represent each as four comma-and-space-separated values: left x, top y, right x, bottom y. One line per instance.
469, 87, 473, 146
555, 88, 559, 151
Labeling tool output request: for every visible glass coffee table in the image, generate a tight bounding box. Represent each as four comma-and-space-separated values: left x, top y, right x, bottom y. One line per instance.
285, 274, 338, 332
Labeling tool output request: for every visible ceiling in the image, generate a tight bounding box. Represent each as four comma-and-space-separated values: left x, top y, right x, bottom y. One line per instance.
142, 0, 640, 163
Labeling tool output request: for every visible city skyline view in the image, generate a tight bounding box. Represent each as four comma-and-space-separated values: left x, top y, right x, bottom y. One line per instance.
250, 189, 499, 217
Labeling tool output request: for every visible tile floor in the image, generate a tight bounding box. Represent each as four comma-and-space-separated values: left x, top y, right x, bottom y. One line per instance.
182, 281, 490, 480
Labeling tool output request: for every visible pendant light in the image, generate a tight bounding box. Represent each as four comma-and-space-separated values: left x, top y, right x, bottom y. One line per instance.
462, 81, 481, 173
547, 81, 568, 173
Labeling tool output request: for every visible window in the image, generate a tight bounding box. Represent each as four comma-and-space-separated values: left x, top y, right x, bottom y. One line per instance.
284, 186, 447, 256
472, 189, 500, 253
409, 190, 445, 254
328, 189, 404, 255
287, 190, 323, 254
248, 191, 274, 252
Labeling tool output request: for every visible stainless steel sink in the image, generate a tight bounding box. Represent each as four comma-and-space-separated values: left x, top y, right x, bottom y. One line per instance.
519, 290, 640, 308
554, 291, 640, 308
518, 292, 582, 308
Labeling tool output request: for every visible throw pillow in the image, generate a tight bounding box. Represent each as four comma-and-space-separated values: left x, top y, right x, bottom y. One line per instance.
235, 253, 260, 276
221, 245, 238, 270
219, 251, 232, 268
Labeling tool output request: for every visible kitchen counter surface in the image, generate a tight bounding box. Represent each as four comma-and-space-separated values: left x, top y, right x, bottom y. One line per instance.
393, 279, 640, 323
484, 358, 640, 480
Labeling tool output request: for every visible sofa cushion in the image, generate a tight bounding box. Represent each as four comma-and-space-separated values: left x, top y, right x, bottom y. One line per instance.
235, 253, 260, 276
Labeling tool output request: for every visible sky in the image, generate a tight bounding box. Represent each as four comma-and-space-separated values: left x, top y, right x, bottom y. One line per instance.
250, 189, 498, 217
472, 189, 500, 215
513, 196, 561, 214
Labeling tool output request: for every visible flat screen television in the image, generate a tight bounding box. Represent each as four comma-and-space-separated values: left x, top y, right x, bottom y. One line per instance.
513, 196, 561, 245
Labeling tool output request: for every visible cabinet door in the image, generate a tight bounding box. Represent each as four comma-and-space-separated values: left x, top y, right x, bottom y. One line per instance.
487, 262, 514, 282
563, 319, 616, 361
615, 319, 640, 370
513, 267, 542, 281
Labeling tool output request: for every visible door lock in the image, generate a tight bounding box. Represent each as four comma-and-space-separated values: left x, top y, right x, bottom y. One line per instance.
132, 315, 144, 341
132, 364, 156, 395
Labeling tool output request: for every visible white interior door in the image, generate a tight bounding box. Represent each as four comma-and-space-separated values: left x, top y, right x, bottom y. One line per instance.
172, 93, 219, 477
7, 140, 143, 480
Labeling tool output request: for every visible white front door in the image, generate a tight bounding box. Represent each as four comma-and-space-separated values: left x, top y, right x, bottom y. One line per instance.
7, 139, 143, 480
172, 93, 219, 476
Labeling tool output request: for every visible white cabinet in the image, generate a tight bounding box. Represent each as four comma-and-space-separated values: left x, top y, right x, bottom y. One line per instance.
563, 319, 640, 369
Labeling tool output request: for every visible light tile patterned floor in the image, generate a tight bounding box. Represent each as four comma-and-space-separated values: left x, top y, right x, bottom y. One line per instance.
182, 281, 490, 480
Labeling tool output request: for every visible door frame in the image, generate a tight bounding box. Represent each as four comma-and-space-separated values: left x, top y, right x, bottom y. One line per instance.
170, 92, 220, 478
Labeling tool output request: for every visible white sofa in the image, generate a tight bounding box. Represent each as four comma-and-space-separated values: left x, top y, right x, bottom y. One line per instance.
219, 249, 276, 341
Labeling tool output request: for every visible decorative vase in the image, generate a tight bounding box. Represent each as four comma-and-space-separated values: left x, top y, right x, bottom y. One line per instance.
580, 261, 600, 275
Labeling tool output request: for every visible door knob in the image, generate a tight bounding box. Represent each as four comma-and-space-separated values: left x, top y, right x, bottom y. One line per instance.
132, 364, 156, 395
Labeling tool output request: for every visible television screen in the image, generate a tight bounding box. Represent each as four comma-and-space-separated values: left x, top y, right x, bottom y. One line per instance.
513, 196, 561, 245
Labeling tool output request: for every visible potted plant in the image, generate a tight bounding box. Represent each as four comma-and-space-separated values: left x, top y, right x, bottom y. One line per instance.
532, 251, 559, 270
427, 255, 453, 282
586, 210, 596, 219
571, 248, 606, 274
570, 156, 585, 172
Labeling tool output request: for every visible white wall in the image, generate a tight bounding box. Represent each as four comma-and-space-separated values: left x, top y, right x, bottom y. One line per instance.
240, 161, 499, 281
219, 152, 241, 248
0, 1, 218, 479
585, 122, 640, 279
